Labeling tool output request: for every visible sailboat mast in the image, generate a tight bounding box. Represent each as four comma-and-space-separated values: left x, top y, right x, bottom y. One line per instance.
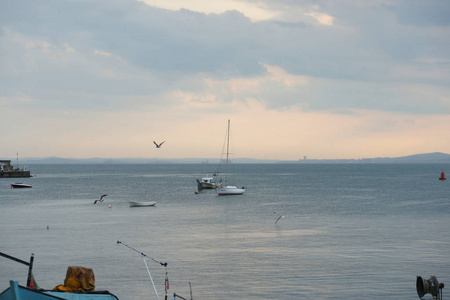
225, 120, 230, 185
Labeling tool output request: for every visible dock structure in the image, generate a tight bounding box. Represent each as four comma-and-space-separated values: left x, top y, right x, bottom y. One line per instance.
0, 160, 31, 178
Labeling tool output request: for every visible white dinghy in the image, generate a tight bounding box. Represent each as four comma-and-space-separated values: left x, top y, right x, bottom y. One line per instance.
129, 201, 157, 207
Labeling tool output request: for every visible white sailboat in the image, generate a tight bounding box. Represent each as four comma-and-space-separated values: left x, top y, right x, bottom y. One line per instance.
216, 120, 246, 196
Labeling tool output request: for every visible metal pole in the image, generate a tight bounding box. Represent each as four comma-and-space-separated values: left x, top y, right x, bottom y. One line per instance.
225, 120, 230, 185
172, 293, 187, 300
0, 252, 30, 266
26, 253, 35, 288
164, 267, 168, 300
117, 241, 167, 267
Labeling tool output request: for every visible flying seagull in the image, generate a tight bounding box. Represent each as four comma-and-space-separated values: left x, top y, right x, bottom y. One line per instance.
275, 215, 285, 224
153, 141, 165, 148
94, 194, 107, 204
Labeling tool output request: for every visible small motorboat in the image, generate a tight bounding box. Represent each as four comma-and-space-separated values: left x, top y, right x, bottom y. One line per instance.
198, 174, 219, 189
439, 172, 446, 180
129, 201, 157, 207
10, 183, 32, 188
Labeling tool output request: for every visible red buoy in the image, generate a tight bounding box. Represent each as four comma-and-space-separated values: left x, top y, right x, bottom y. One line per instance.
439, 172, 446, 180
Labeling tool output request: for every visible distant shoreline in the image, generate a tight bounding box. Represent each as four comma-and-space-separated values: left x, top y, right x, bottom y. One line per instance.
7, 152, 450, 164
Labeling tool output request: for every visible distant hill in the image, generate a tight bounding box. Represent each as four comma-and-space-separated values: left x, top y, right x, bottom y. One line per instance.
360, 152, 450, 163
9, 152, 450, 164
297, 152, 450, 164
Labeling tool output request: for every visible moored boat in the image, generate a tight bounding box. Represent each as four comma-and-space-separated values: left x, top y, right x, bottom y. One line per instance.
0, 252, 119, 300
11, 183, 32, 188
129, 201, 156, 207
0, 280, 119, 300
215, 120, 246, 196
217, 185, 246, 196
199, 175, 219, 189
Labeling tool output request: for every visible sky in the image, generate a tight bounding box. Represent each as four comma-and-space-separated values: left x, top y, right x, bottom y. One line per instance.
1, 0, 450, 160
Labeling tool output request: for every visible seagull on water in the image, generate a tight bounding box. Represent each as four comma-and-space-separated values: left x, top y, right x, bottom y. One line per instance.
153, 141, 165, 148
94, 194, 107, 204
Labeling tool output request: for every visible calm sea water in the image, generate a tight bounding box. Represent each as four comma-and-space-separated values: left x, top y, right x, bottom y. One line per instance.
1, 163, 449, 300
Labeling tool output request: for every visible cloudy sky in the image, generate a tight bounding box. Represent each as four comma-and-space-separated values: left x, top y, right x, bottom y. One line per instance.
1, 0, 449, 160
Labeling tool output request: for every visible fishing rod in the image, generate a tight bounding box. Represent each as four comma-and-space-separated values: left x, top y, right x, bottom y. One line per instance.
0, 252, 36, 288
117, 241, 167, 267
117, 241, 169, 300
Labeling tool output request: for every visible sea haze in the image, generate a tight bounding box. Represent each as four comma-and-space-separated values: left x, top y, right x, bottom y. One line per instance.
1, 163, 449, 299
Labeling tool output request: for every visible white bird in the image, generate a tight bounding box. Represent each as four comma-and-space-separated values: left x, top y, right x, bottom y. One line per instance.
94, 194, 107, 204
275, 215, 285, 224
153, 141, 165, 148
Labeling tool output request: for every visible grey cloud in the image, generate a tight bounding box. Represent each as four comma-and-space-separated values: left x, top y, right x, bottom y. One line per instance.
388, 0, 450, 27
1, 0, 449, 114
1, 0, 265, 76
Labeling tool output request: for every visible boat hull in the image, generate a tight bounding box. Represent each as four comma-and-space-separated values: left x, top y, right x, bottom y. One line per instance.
11, 183, 32, 188
129, 201, 156, 207
200, 182, 217, 189
216, 186, 246, 196
0, 281, 119, 300
199, 176, 218, 189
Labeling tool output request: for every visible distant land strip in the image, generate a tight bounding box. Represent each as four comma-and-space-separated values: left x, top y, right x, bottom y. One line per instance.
7, 152, 450, 164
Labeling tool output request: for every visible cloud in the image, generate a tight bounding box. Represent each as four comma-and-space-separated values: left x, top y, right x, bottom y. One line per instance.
304, 12, 334, 25
1, 0, 450, 159
388, 0, 450, 27
1, 0, 449, 113
138, 0, 280, 22
94, 49, 114, 57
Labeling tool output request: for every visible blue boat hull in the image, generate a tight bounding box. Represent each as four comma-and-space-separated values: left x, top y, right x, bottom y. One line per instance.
0, 281, 119, 300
